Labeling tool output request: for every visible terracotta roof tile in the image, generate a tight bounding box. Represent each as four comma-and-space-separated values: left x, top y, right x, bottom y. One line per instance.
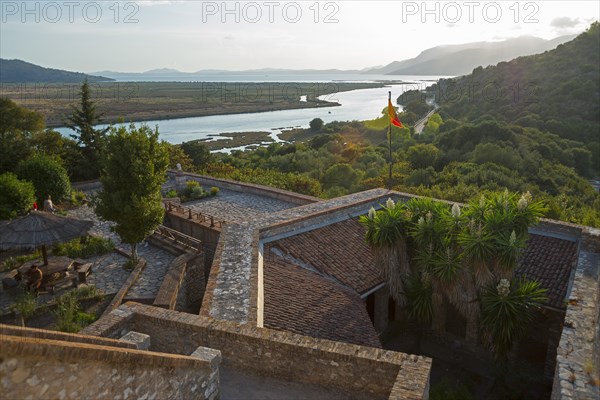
271, 219, 382, 294
516, 234, 579, 309
263, 250, 381, 348
269, 219, 577, 315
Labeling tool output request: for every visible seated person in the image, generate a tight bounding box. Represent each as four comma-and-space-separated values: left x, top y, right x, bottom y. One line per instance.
26, 264, 43, 294
43, 195, 56, 213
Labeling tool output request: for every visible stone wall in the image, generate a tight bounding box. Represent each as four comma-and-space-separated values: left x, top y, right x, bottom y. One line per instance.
154, 253, 193, 310
100, 258, 147, 318
154, 253, 206, 313
0, 327, 221, 400
168, 170, 320, 205
182, 253, 206, 312
163, 212, 220, 258
0, 324, 137, 350
84, 302, 432, 400
551, 229, 600, 400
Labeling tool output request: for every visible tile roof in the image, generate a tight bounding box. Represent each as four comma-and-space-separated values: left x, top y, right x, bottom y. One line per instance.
263, 251, 381, 348
270, 218, 383, 294
516, 234, 579, 309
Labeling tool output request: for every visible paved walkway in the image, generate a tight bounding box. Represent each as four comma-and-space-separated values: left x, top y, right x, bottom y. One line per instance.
185, 188, 298, 223
66, 204, 176, 298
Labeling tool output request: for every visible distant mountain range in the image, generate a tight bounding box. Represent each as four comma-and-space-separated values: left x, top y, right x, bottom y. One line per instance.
364, 34, 577, 76
1, 34, 578, 83
0, 59, 113, 83
92, 34, 576, 79
91, 67, 366, 81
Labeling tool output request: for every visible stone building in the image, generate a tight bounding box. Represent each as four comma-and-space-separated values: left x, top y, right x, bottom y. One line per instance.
1, 172, 598, 399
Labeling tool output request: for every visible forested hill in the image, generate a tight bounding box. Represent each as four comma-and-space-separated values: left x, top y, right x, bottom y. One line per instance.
431, 22, 599, 145
0, 59, 114, 83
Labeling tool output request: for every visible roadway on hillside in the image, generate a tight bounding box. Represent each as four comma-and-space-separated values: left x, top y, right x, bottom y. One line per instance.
414, 106, 439, 134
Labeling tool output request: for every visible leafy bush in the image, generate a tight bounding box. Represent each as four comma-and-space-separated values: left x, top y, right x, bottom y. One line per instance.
15, 252, 41, 264
16, 154, 71, 203
70, 190, 87, 206
0, 257, 18, 273
210, 186, 219, 196
123, 259, 136, 270
52, 236, 114, 259
52, 289, 98, 332
165, 189, 178, 198
53, 293, 80, 332
0, 172, 35, 220
76, 311, 97, 325
14, 291, 37, 320
72, 284, 100, 300
178, 180, 213, 202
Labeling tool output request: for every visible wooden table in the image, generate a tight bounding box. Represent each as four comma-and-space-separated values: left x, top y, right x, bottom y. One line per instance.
18, 256, 75, 282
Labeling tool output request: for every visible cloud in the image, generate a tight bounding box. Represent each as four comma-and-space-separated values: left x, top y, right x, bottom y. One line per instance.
224, 36, 234, 40
550, 17, 580, 29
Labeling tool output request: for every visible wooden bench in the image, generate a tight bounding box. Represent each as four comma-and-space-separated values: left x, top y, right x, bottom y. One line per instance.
75, 263, 93, 284
2, 270, 19, 291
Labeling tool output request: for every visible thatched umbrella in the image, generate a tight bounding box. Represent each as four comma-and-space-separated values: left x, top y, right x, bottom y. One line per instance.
0, 211, 93, 265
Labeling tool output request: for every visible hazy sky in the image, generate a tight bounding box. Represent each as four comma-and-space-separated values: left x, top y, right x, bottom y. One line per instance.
1, 0, 598, 72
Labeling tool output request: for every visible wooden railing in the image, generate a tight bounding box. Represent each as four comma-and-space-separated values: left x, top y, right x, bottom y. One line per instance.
154, 225, 204, 252
164, 202, 226, 229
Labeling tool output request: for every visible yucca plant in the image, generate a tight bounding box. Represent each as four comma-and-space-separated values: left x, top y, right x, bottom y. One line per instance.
362, 191, 547, 358
360, 199, 410, 305
481, 279, 547, 359
404, 272, 433, 323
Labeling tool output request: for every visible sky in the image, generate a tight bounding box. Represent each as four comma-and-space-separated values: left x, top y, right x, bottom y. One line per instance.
1, 0, 598, 72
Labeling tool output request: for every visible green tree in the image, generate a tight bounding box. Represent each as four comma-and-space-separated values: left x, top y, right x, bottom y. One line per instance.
0, 98, 44, 174
309, 117, 324, 131
0, 173, 35, 220
95, 125, 169, 262
16, 155, 71, 203
180, 140, 213, 170
321, 163, 363, 191
406, 144, 440, 169
65, 79, 109, 180
166, 143, 195, 172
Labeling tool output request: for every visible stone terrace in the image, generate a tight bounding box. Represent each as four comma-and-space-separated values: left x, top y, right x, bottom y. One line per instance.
166, 171, 319, 223
185, 188, 299, 223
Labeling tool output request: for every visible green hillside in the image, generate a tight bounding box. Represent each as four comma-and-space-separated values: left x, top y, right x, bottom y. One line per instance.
201, 24, 600, 227
431, 22, 599, 145
0, 59, 113, 83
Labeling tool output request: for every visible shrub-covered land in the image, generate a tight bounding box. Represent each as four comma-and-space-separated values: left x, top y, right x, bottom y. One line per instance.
1, 24, 598, 227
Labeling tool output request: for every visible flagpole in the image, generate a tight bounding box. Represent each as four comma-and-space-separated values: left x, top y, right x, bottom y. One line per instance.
388, 91, 393, 190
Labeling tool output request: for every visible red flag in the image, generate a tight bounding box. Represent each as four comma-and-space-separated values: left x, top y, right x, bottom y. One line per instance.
388, 98, 403, 128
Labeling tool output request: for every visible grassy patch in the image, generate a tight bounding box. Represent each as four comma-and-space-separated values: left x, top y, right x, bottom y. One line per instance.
2, 81, 385, 127
52, 236, 114, 259
363, 114, 389, 130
